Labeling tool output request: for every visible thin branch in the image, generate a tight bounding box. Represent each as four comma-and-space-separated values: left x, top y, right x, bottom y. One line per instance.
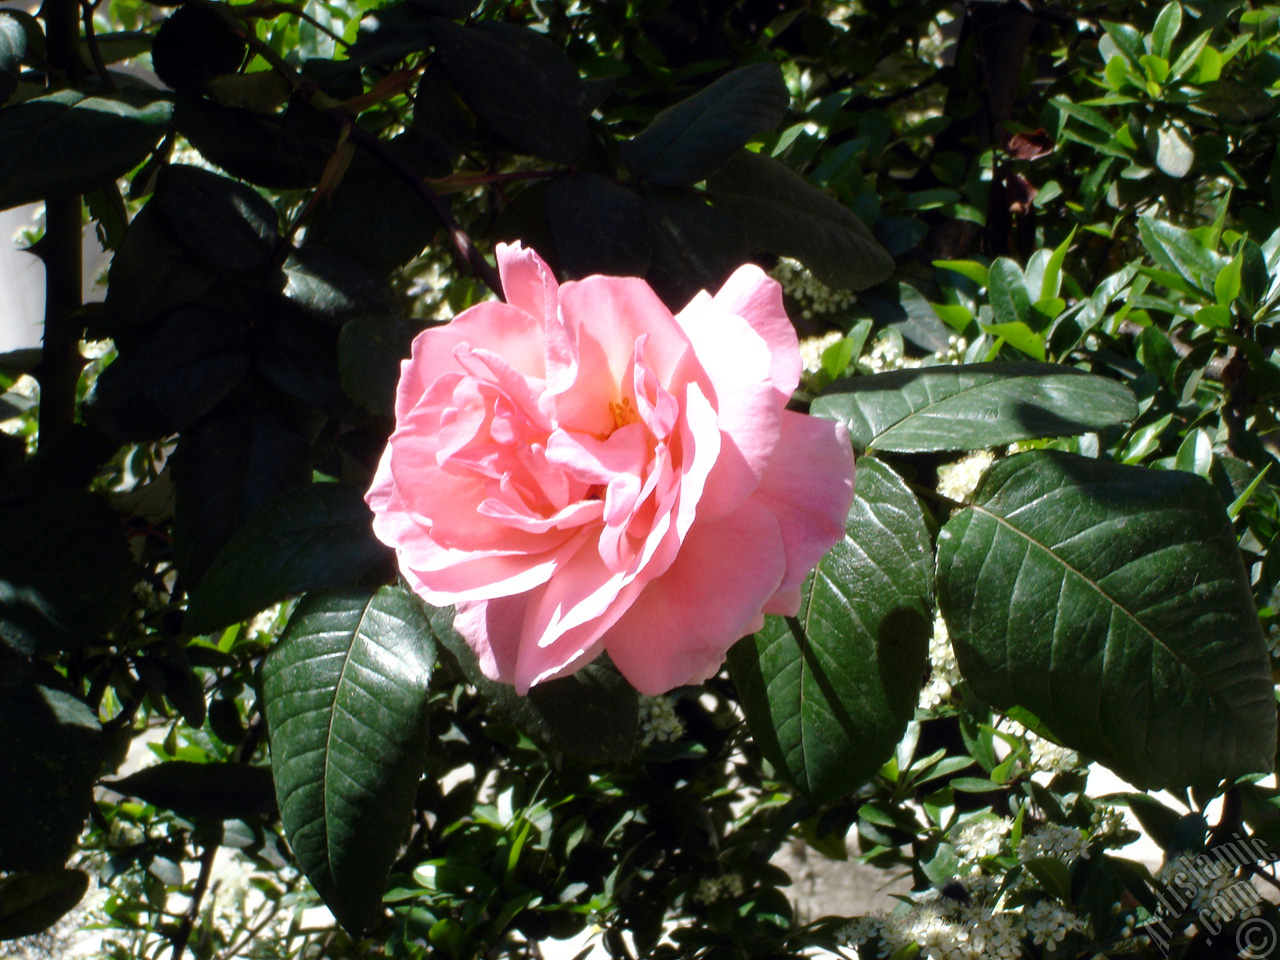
34, 195, 84, 447
169, 840, 219, 960
80, 0, 114, 88
225, 15, 504, 297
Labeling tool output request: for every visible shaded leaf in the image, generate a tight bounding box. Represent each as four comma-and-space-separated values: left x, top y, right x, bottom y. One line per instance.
812, 363, 1137, 454
643, 186, 748, 310
282, 245, 398, 325
105, 761, 276, 820
0, 869, 90, 941
262, 585, 435, 934
0, 490, 136, 656
707, 150, 894, 291
0, 660, 102, 871
0, 12, 29, 108
936, 451, 1276, 789
728, 458, 931, 802
154, 164, 280, 270
171, 403, 313, 585
620, 63, 789, 185
546, 173, 651, 279
184, 483, 392, 635
0, 90, 171, 210
151, 1, 246, 91
431, 19, 586, 164
338, 315, 426, 417
175, 95, 336, 191
87, 307, 250, 440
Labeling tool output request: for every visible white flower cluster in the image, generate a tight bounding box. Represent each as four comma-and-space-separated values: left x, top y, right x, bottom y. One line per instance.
998, 717, 1082, 775
953, 816, 1011, 862
839, 884, 1086, 959
769, 257, 856, 319
638, 695, 685, 746
798, 329, 844, 376
865, 334, 923, 373
1019, 824, 1089, 864
1157, 852, 1262, 921
692, 873, 745, 904
937, 450, 995, 503
933, 334, 968, 365
1089, 804, 1128, 841
918, 615, 962, 709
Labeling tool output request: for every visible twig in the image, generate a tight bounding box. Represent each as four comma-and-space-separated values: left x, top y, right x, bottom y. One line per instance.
34, 195, 84, 447
80, 0, 114, 88
169, 840, 219, 960
224, 12, 504, 297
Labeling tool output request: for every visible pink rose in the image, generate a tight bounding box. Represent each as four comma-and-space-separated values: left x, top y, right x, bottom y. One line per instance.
367, 242, 855, 695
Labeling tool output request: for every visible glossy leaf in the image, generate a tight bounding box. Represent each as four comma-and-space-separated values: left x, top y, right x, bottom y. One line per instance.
105, 761, 276, 821
707, 150, 894, 292
1139, 216, 1226, 294
154, 165, 279, 271
262, 586, 435, 934
728, 458, 931, 802
431, 20, 587, 164
282, 246, 398, 326
0, 90, 171, 210
812, 363, 1137, 454
936, 451, 1276, 789
0, 869, 90, 940
989, 258, 1032, 328
184, 483, 391, 635
620, 63, 789, 185
0, 661, 102, 871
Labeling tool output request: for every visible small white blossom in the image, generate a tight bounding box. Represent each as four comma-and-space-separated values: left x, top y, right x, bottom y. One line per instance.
692, 873, 744, 904
932, 334, 968, 365
865, 334, 922, 373
937, 450, 995, 503
1022, 899, 1087, 946
1019, 824, 1089, 864
919, 615, 962, 709
638, 695, 684, 746
953, 816, 1011, 862
769, 257, 856, 316
798, 329, 844, 376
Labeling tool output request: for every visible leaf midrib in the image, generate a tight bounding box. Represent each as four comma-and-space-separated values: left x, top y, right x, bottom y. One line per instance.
972, 503, 1248, 724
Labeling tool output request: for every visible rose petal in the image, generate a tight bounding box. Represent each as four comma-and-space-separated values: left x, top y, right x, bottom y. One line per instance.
751, 410, 856, 615
497, 241, 558, 323
603, 498, 787, 695
711, 264, 801, 404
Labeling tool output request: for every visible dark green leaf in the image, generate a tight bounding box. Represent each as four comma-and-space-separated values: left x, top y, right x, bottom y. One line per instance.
620, 63, 789, 185
707, 150, 894, 291
184, 483, 392, 635
0, 490, 136, 655
1139, 216, 1226, 294
171, 404, 313, 585
151, 1, 246, 90
545, 173, 651, 279
431, 20, 587, 164
430, 605, 638, 762
262, 585, 435, 934
728, 458, 931, 802
643, 187, 749, 310
936, 451, 1276, 790
253, 309, 344, 412
0, 661, 102, 871
283, 246, 398, 325
812, 363, 1137, 454
305, 145, 440, 275
154, 164, 280, 270
0, 869, 90, 941
0, 90, 171, 210
988, 257, 1031, 328
338, 315, 426, 417
175, 95, 336, 190
87, 307, 250, 440
105, 761, 276, 820
82, 30, 152, 66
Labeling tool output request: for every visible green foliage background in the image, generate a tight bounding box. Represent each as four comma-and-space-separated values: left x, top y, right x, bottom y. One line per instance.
4, 1, 1280, 958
